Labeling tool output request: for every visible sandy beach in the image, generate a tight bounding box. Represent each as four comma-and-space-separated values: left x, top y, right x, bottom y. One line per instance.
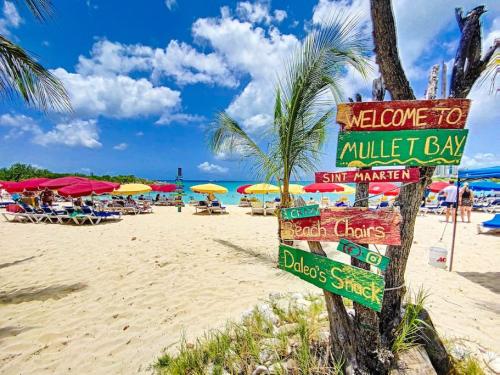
0, 206, 498, 374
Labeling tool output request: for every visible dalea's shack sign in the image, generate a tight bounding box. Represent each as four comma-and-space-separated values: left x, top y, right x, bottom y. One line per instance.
281, 207, 401, 245
279, 245, 385, 311
281, 204, 320, 220
336, 129, 468, 167
316, 168, 419, 184
337, 239, 390, 271
336, 99, 470, 131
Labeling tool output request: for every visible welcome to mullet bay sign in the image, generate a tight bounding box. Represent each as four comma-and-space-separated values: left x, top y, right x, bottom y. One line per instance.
281, 207, 401, 245
335, 99, 470, 168
279, 245, 385, 311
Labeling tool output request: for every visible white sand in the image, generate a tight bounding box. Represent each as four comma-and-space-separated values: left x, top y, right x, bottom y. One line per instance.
0, 206, 498, 374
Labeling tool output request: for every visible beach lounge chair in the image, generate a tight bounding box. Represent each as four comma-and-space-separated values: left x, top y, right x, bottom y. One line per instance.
426, 201, 446, 215
1, 204, 35, 223
18, 203, 50, 223
320, 197, 330, 207
208, 200, 227, 214
81, 206, 122, 223
477, 214, 500, 234
265, 202, 277, 216
194, 200, 210, 214
376, 201, 390, 209
250, 201, 265, 215
40, 205, 73, 224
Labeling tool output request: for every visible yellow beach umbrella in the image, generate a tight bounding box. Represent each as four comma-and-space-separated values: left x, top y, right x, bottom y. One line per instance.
190, 183, 228, 194
337, 183, 355, 194
112, 183, 152, 195
245, 183, 280, 194
282, 184, 304, 194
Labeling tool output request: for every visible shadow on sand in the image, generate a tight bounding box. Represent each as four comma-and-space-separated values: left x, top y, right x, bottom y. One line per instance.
0, 283, 87, 304
457, 272, 500, 294
0, 256, 38, 270
0, 326, 33, 342
213, 239, 277, 266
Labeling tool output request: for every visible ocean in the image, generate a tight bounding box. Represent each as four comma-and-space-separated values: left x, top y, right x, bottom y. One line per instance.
157, 180, 355, 206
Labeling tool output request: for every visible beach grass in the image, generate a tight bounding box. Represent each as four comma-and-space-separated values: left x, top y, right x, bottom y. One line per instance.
154, 293, 343, 374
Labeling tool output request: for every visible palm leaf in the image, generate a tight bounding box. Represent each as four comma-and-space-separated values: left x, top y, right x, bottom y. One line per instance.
0, 36, 71, 111
15, 0, 53, 21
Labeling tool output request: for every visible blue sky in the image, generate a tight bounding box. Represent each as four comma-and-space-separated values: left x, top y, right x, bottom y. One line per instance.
0, 0, 498, 180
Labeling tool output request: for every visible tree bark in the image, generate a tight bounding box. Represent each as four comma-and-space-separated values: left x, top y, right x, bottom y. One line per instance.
371, 0, 499, 346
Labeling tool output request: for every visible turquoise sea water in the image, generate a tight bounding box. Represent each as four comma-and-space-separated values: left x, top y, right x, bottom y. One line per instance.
155, 180, 355, 206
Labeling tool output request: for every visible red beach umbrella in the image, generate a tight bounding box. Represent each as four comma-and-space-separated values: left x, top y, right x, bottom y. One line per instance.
237, 184, 252, 194
150, 183, 177, 193
428, 181, 452, 193
40, 176, 88, 189
3, 177, 51, 193
58, 180, 117, 197
369, 182, 399, 196
304, 182, 344, 193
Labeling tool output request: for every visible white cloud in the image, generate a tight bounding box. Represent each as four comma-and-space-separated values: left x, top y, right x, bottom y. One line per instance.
236, 2, 287, 24
113, 142, 128, 150
33, 119, 101, 148
76, 39, 238, 87
135, 131, 144, 136
461, 153, 500, 168
0, 113, 42, 139
156, 112, 205, 125
0, 1, 22, 35
197, 161, 228, 174
52, 68, 181, 119
165, 0, 177, 10
192, 10, 299, 132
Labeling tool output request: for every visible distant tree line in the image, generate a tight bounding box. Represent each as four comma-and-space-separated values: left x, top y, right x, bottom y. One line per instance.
0, 163, 152, 184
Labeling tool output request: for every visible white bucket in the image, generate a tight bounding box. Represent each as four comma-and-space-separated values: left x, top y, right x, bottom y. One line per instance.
429, 246, 448, 269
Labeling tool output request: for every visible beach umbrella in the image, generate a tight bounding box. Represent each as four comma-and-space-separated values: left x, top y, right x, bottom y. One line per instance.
150, 183, 177, 193
58, 180, 117, 197
237, 184, 252, 194
336, 183, 355, 194
3, 177, 51, 193
428, 181, 452, 193
469, 180, 500, 191
282, 184, 305, 195
369, 182, 399, 196
245, 183, 280, 194
190, 183, 228, 194
304, 182, 344, 193
112, 183, 152, 195
40, 176, 88, 189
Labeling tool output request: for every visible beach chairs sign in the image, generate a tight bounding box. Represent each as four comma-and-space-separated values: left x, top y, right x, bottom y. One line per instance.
335, 99, 470, 168
281, 204, 320, 220
336, 238, 390, 271
315, 168, 419, 184
278, 244, 385, 311
280, 207, 401, 245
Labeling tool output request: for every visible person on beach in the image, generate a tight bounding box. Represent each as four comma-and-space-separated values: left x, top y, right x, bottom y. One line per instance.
207, 193, 216, 202
459, 183, 474, 223
440, 181, 458, 223
40, 188, 54, 206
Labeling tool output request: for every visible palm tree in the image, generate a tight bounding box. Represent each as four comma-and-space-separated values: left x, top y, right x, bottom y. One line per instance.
0, 0, 71, 111
209, 14, 370, 212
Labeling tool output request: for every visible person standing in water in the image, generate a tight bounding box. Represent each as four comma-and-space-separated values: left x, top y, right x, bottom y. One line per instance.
459, 183, 474, 223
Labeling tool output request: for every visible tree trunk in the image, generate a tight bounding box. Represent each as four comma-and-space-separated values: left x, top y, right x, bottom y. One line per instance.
371, 0, 498, 346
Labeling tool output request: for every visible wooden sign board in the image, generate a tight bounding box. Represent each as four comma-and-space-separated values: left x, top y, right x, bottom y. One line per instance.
316, 168, 419, 184
336, 129, 468, 167
281, 204, 320, 220
336, 99, 470, 131
279, 244, 385, 311
337, 238, 390, 271
280, 207, 401, 245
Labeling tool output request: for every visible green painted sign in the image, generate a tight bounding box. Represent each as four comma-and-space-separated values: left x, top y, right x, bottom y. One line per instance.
278, 244, 385, 311
336, 129, 468, 167
337, 239, 390, 271
281, 204, 320, 220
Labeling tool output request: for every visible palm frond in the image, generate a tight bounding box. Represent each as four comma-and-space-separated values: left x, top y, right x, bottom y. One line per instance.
16, 0, 53, 21
209, 112, 276, 180
0, 36, 71, 112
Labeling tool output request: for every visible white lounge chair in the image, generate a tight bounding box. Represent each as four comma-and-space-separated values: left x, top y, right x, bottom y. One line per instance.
250, 201, 265, 215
